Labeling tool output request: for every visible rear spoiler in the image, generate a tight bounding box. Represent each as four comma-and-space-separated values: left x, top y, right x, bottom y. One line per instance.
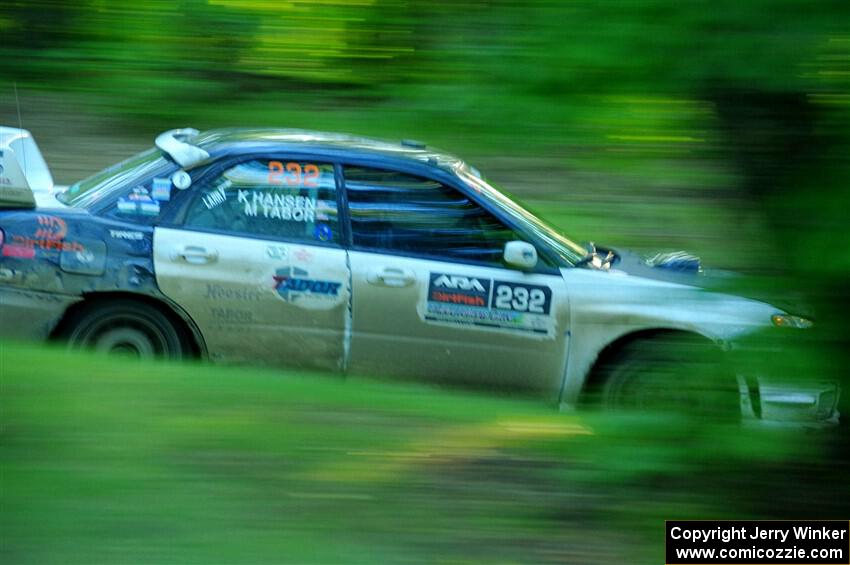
0, 126, 54, 208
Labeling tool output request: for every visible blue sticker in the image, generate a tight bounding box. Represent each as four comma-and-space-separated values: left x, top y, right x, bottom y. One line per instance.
151, 177, 172, 201
314, 223, 332, 242
118, 187, 160, 216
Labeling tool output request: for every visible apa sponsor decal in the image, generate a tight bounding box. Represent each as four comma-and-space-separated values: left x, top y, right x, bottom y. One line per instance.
423, 272, 555, 337
272, 266, 343, 309
429, 273, 490, 307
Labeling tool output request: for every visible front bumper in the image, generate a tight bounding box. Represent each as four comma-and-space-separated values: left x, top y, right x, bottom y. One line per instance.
739, 375, 840, 427
732, 328, 840, 427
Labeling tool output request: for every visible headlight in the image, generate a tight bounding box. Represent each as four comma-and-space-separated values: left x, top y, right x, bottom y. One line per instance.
771, 314, 813, 329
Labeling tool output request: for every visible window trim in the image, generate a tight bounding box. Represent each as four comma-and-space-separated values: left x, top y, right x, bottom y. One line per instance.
339, 159, 562, 275
161, 153, 345, 249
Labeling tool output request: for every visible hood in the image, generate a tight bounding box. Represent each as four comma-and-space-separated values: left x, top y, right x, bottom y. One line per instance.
0, 126, 54, 208
605, 246, 809, 317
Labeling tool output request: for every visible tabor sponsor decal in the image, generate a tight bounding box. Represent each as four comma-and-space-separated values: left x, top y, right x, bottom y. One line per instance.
211, 307, 254, 324
272, 266, 342, 309
423, 272, 555, 337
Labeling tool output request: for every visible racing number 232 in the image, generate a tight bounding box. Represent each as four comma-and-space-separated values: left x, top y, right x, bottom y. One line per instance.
268, 161, 320, 187
494, 282, 549, 314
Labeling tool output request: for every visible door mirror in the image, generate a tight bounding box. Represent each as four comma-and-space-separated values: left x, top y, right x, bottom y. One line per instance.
504, 241, 538, 270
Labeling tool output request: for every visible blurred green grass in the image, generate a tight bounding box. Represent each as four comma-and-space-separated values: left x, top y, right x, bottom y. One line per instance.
1, 342, 832, 564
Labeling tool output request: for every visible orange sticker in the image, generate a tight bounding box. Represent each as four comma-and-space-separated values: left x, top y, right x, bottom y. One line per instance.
286, 162, 302, 186
304, 164, 319, 187
268, 161, 321, 188
268, 161, 284, 185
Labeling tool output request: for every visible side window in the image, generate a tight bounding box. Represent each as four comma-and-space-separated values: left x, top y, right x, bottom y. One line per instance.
103, 169, 178, 224
344, 166, 519, 265
183, 159, 339, 244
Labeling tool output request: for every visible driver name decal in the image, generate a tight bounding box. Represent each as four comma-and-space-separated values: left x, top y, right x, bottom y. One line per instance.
423, 272, 555, 338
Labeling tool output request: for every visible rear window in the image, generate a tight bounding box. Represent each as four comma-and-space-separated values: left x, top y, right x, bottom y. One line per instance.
58, 149, 173, 208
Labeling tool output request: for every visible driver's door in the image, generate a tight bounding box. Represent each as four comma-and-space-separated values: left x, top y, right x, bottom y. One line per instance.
344, 165, 570, 396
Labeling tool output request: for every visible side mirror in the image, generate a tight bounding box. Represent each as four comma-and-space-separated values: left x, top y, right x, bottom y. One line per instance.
504, 240, 538, 270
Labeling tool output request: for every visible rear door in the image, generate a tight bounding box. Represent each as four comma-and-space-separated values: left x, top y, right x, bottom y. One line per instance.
154, 157, 348, 371
343, 165, 570, 396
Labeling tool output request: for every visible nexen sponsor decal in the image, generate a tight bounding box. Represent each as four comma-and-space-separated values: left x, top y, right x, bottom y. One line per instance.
429, 273, 491, 307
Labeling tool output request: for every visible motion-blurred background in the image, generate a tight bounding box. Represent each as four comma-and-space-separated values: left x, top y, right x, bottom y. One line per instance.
2, 1, 849, 563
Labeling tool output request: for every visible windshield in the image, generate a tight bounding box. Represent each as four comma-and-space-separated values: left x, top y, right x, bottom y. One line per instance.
455, 164, 586, 265
58, 148, 172, 208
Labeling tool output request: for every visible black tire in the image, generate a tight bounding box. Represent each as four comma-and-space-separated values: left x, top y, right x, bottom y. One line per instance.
63, 299, 186, 360
589, 333, 740, 421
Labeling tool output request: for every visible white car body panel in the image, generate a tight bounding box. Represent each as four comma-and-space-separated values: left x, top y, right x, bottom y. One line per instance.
557, 267, 777, 406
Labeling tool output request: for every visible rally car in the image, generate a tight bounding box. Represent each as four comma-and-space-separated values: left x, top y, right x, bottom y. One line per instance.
0, 126, 838, 424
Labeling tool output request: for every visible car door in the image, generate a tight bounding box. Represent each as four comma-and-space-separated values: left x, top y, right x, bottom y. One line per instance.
343, 165, 570, 396
154, 157, 349, 371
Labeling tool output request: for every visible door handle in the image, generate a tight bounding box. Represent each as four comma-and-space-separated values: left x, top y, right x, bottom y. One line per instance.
174, 245, 218, 265
368, 267, 415, 287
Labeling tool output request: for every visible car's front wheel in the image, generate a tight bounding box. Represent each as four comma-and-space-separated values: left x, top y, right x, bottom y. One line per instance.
589, 333, 740, 421
63, 299, 187, 360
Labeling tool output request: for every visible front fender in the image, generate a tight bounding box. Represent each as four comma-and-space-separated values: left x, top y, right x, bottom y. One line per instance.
558, 268, 777, 406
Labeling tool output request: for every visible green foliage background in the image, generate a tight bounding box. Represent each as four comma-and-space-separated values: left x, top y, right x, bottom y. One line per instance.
2, 2, 850, 562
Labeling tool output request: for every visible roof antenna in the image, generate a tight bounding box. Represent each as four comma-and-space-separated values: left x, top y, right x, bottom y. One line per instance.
13, 82, 27, 178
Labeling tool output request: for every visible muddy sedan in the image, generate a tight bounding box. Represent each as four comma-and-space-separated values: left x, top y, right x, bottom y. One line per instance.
0, 126, 838, 424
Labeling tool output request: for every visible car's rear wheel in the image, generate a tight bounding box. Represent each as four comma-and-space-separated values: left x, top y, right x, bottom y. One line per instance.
589, 333, 740, 421
63, 299, 186, 360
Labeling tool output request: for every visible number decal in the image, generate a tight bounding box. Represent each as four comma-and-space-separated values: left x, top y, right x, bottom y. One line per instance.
528, 289, 546, 314
268, 161, 320, 187
493, 281, 552, 315
511, 286, 529, 311
268, 161, 284, 184
286, 162, 302, 186
304, 164, 320, 187
495, 285, 512, 309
